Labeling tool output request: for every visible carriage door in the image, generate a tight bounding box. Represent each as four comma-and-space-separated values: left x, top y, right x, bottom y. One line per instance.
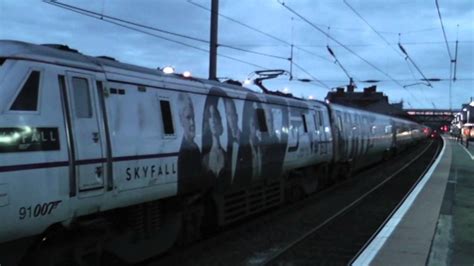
65, 72, 105, 194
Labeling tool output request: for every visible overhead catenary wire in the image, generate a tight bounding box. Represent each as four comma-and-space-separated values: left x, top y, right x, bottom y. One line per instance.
187, 0, 332, 63
292, 62, 330, 89
403, 60, 433, 106
342, 0, 431, 108
398, 43, 433, 87
435, 0, 453, 61
44, 0, 270, 70
277, 0, 406, 89
44, 0, 288, 62
280, 0, 425, 110
187, 0, 333, 87
343, 0, 404, 58
343, 0, 433, 88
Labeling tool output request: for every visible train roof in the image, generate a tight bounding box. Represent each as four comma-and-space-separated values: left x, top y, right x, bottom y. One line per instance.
0, 40, 331, 108
1, 40, 279, 93
0, 40, 236, 87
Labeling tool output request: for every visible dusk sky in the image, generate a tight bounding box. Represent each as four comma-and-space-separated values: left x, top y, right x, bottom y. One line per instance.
1, 0, 472, 109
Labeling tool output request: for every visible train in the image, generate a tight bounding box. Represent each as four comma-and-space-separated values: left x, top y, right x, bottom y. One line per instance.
0, 40, 426, 265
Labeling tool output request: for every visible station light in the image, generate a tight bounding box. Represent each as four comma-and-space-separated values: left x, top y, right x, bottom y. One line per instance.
308, 95, 314, 100
243, 79, 252, 85
283, 87, 290, 93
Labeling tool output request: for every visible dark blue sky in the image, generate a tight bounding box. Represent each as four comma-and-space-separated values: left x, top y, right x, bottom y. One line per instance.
1, 0, 472, 109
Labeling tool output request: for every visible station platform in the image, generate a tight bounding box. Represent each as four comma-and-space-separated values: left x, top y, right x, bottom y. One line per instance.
353, 136, 474, 266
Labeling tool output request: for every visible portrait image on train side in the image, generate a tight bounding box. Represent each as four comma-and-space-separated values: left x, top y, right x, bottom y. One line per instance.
201, 87, 228, 190
224, 97, 245, 187
177, 89, 293, 193
202, 87, 241, 190
177, 92, 204, 195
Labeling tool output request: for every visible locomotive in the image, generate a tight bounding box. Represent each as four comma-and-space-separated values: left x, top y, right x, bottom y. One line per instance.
0, 40, 425, 265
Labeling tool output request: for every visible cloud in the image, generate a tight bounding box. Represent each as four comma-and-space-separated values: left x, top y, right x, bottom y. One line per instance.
0, 0, 472, 108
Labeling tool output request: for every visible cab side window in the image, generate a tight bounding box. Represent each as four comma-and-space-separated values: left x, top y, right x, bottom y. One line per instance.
160, 100, 175, 135
71, 77, 92, 118
10, 70, 41, 111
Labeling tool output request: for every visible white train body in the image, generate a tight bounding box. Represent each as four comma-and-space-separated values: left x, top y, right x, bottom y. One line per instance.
0, 40, 424, 264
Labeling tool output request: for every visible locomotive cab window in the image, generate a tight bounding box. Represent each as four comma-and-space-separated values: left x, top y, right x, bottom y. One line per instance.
256, 108, 268, 132
71, 77, 92, 118
160, 100, 175, 135
10, 70, 41, 111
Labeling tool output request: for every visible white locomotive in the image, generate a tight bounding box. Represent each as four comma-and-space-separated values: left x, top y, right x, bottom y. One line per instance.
0, 40, 425, 265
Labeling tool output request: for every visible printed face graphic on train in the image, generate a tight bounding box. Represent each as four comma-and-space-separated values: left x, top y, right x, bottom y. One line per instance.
178, 93, 196, 141
176, 89, 290, 194
177, 92, 203, 195
225, 98, 239, 140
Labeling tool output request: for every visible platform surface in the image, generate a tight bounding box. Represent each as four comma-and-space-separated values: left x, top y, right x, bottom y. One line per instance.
353, 137, 474, 266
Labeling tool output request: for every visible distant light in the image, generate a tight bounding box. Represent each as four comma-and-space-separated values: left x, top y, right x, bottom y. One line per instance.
244, 79, 252, 85
308, 95, 314, 100
162, 66, 175, 74
283, 87, 290, 93
182, 71, 192, 78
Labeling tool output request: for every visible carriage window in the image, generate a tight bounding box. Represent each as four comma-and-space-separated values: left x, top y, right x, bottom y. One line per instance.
256, 108, 268, 132
318, 111, 324, 126
160, 100, 175, 135
301, 114, 308, 133
72, 77, 92, 118
313, 114, 319, 131
10, 71, 40, 111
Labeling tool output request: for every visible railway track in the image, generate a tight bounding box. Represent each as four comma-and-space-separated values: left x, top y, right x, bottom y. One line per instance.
263, 139, 441, 265
143, 139, 441, 266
